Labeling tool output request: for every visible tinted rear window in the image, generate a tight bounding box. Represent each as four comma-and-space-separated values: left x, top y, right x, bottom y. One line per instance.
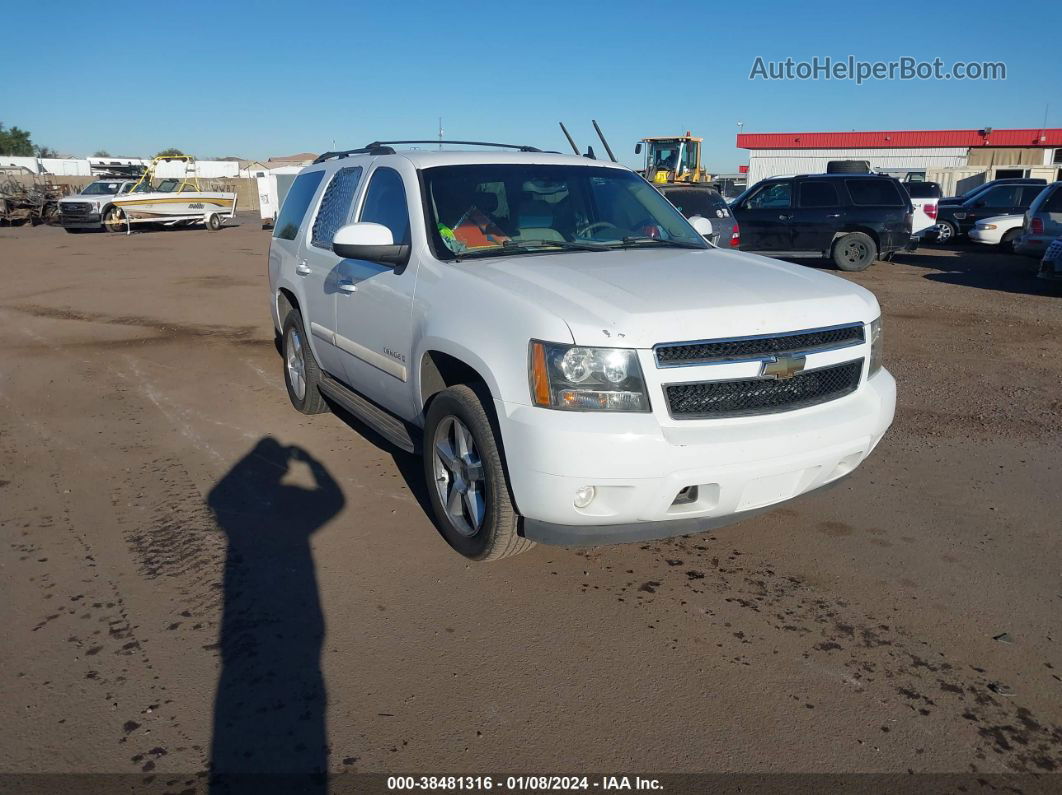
273, 170, 325, 241
1042, 186, 1062, 212
846, 179, 905, 207
661, 189, 727, 217
904, 181, 941, 199
798, 181, 840, 208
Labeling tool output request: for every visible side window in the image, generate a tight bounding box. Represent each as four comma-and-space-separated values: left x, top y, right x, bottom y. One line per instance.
359, 167, 410, 246
1019, 185, 1045, 206
846, 179, 904, 207
310, 166, 363, 249
798, 181, 840, 208
1043, 187, 1062, 212
978, 186, 1019, 206
745, 182, 792, 209
273, 170, 325, 241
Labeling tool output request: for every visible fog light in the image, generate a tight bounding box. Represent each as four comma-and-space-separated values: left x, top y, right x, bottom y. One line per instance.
574, 486, 596, 508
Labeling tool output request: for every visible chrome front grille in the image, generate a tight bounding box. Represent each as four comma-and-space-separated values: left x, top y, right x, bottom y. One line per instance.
655, 324, 865, 367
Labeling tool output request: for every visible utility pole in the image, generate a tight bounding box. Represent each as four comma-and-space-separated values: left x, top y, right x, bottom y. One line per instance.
438, 118, 443, 151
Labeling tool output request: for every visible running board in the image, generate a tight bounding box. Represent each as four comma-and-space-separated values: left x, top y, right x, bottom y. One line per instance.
318, 374, 419, 454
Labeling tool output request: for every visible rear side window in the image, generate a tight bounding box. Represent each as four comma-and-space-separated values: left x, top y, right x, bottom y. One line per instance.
977, 186, 1020, 206
1042, 186, 1062, 212
661, 189, 726, 217
745, 182, 791, 209
359, 167, 410, 246
904, 181, 941, 199
798, 181, 840, 208
311, 166, 363, 249
274, 170, 325, 241
1019, 185, 1046, 206
846, 179, 904, 207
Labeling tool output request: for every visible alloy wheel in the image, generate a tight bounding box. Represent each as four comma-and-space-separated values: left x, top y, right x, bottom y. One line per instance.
286, 327, 306, 401
432, 416, 486, 536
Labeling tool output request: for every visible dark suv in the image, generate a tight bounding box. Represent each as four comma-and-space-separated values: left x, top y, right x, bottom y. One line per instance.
730, 174, 914, 271
932, 182, 1047, 244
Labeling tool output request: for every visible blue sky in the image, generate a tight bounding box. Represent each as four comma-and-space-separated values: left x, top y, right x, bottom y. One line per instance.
4, 0, 1059, 170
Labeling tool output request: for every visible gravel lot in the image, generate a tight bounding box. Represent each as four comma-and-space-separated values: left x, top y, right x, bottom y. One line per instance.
1, 219, 1060, 784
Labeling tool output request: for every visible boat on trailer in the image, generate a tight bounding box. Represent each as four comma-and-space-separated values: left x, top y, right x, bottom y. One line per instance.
107, 155, 237, 232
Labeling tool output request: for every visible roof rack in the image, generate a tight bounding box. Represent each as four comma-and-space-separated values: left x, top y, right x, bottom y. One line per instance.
313, 144, 396, 164
366, 139, 543, 153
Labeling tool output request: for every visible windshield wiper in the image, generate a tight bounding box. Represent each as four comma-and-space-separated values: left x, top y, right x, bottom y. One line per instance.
456, 239, 608, 260
614, 236, 705, 250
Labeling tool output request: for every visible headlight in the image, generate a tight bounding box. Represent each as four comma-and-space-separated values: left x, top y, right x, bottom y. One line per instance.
868, 317, 883, 376
529, 341, 650, 412
979, 224, 997, 230
953, 212, 967, 220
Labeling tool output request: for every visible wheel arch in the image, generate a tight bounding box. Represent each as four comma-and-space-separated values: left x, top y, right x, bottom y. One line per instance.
831, 226, 880, 252
418, 348, 495, 416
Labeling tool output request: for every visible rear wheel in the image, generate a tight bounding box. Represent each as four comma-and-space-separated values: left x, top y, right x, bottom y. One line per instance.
832, 232, 877, 271
933, 220, 956, 244
423, 385, 532, 561
282, 309, 328, 415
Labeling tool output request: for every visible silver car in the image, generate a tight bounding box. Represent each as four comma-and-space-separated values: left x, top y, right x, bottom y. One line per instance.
657, 185, 738, 248
1015, 181, 1062, 258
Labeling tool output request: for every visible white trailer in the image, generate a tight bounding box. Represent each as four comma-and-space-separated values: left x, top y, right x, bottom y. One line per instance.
256, 166, 304, 229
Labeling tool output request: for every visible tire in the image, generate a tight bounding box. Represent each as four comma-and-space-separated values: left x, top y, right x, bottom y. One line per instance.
103, 205, 125, 233
206, 213, 222, 231
282, 309, 328, 415
933, 221, 956, 244
832, 232, 877, 272
1000, 228, 1020, 252
423, 385, 533, 561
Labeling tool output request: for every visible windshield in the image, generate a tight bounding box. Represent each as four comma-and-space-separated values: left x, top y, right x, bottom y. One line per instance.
423, 164, 707, 260
81, 181, 123, 195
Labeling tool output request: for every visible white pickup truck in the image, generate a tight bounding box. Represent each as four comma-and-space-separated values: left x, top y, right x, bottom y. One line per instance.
268, 142, 895, 560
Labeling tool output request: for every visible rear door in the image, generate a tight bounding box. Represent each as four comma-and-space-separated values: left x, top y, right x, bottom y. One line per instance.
965, 185, 1020, 230
844, 178, 909, 249
732, 180, 793, 251
791, 179, 843, 253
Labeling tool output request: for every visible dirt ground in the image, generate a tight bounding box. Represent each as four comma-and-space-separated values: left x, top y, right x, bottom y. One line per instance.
1, 219, 1060, 785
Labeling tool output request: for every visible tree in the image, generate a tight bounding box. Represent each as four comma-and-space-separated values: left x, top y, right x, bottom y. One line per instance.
155, 147, 187, 158
36, 146, 58, 158
93, 150, 111, 157
0, 123, 35, 156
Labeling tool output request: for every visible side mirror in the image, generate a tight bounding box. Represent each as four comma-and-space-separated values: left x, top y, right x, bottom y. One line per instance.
690, 216, 713, 237
332, 222, 409, 267
974, 200, 986, 208
634, 143, 642, 155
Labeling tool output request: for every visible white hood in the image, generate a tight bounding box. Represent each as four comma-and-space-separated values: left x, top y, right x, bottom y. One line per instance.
465, 247, 880, 348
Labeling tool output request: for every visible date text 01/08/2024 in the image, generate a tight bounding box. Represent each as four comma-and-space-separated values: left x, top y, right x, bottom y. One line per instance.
386, 776, 663, 791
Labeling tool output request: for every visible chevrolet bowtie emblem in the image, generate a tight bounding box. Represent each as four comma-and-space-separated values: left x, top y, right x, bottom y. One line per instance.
760, 354, 806, 380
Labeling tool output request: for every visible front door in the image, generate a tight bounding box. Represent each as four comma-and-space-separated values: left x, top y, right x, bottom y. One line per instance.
733, 180, 793, 251
333, 165, 419, 420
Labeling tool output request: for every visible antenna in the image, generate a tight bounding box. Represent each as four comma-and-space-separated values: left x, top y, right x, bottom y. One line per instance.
558, 122, 580, 155
438, 118, 443, 151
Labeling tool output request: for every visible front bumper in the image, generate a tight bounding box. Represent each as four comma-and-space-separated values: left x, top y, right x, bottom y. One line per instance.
498, 369, 896, 545
59, 212, 102, 228
968, 228, 1000, 245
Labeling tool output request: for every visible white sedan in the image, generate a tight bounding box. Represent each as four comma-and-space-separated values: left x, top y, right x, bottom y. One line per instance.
968, 214, 1025, 250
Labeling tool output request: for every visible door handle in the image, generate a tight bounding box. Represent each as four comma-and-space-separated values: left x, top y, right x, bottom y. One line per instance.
295, 260, 311, 276
778, 214, 792, 221
337, 279, 357, 293
826, 213, 842, 218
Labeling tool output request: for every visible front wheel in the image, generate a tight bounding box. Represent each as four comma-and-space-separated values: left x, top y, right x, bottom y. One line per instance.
206, 213, 222, 231
999, 228, 1020, 252
423, 385, 533, 561
832, 232, 877, 271
103, 205, 126, 232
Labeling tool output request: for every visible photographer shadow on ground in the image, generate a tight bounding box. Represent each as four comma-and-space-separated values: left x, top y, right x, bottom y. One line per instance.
206, 436, 344, 792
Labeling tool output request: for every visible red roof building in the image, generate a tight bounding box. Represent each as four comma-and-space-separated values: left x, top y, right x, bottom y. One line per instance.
738, 128, 1062, 150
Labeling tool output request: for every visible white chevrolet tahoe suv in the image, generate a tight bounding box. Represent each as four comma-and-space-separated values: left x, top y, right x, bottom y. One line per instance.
268, 142, 895, 561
